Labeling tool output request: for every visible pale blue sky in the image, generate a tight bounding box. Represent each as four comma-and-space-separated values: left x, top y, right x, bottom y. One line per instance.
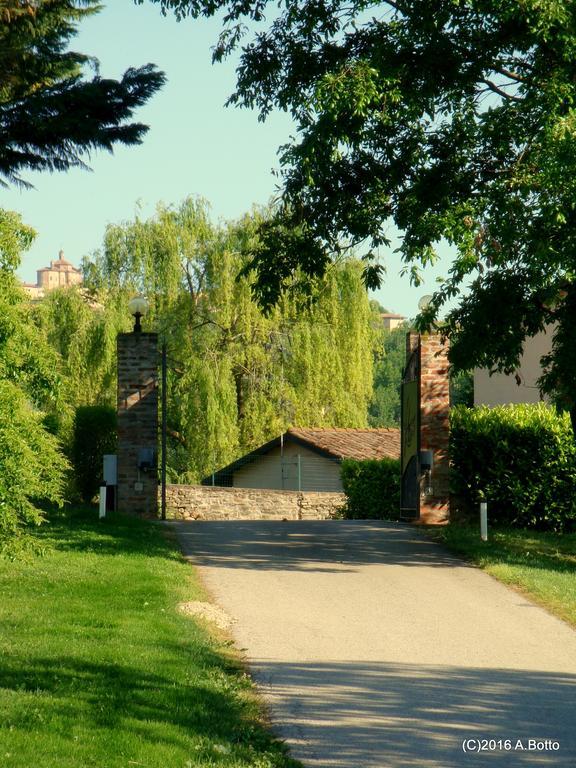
8, 0, 454, 317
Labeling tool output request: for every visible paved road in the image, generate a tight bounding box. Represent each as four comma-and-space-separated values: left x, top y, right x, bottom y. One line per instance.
171, 520, 576, 767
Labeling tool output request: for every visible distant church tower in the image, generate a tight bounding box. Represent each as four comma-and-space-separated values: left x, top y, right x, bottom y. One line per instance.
23, 250, 82, 299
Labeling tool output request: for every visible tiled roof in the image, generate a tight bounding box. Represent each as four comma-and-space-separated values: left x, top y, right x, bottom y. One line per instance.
288, 427, 400, 460
201, 426, 401, 484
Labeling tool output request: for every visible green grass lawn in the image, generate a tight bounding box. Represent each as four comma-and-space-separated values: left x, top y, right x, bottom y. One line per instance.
0, 510, 301, 768
428, 522, 576, 628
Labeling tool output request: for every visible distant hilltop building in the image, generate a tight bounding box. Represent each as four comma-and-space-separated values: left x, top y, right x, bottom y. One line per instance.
22, 250, 82, 299
380, 312, 406, 331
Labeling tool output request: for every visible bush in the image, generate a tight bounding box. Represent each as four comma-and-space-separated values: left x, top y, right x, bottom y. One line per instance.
450, 404, 576, 532
340, 458, 400, 519
0, 381, 68, 554
72, 406, 117, 503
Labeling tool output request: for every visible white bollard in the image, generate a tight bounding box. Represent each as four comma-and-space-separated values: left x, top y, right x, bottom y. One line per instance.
99, 486, 107, 519
480, 501, 488, 541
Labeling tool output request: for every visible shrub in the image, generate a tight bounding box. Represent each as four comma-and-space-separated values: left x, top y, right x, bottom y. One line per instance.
0, 381, 67, 554
340, 458, 400, 519
72, 405, 117, 503
450, 404, 576, 532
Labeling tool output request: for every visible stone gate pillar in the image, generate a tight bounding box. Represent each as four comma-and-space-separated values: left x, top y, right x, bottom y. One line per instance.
419, 333, 450, 524
117, 332, 158, 516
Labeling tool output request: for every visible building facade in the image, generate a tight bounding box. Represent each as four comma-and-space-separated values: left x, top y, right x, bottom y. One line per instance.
380, 312, 407, 331
22, 250, 82, 299
473, 327, 554, 406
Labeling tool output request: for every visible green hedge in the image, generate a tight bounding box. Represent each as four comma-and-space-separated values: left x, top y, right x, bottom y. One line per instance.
72, 406, 117, 503
450, 404, 576, 532
340, 458, 400, 519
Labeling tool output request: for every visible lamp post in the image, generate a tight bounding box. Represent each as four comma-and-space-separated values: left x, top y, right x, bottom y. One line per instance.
128, 294, 149, 332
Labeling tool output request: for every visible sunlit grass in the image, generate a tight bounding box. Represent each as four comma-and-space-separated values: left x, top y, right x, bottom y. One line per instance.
0, 509, 301, 768
429, 523, 576, 628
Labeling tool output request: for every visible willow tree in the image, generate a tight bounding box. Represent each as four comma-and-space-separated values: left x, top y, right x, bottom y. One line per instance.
84, 197, 376, 480
34, 288, 131, 426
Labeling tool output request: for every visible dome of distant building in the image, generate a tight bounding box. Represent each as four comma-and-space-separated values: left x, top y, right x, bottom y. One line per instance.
22, 250, 82, 299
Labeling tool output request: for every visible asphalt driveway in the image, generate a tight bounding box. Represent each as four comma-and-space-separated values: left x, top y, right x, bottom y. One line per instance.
170, 519, 576, 767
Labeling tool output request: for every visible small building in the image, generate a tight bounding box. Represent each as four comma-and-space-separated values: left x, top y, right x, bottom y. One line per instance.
380, 313, 407, 331
22, 250, 82, 299
203, 427, 401, 493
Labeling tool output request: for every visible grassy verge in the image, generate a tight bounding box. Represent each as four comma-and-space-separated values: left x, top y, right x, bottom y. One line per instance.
0, 509, 301, 768
428, 523, 576, 628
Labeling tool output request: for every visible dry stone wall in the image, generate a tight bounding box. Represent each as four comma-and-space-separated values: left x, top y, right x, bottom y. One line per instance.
165, 484, 345, 521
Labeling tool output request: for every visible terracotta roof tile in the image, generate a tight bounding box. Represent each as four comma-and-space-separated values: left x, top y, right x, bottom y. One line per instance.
287, 427, 400, 460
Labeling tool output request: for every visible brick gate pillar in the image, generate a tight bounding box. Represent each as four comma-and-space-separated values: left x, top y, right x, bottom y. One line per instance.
419, 333, 450, 524
117, 332, 158, 517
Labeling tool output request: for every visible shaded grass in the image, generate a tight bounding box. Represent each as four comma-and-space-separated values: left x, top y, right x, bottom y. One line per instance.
0, 508, 301, 768
428, 522, 576, 628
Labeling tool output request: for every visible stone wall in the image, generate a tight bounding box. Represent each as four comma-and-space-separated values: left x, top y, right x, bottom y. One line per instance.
165, 484, 345, 521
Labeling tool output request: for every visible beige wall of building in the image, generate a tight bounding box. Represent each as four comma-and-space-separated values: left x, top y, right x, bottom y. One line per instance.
474, 326, 554, 406
233, 442, 343, 492
22, 250, 82, 299
381, 313, 407, 331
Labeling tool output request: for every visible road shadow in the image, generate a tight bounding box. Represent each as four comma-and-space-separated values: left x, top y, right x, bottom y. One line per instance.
170, 520, 467, 573
248, 659, 576, 767
0, 652, 284, 758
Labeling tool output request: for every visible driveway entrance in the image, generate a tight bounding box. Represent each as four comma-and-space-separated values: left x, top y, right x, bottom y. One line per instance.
171, 520, 576, 767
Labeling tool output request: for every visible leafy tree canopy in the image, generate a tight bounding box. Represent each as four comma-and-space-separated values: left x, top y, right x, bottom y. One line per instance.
145, 0, 576, 422
83, 197, 376, 481
0, 210, 61, 407
0, 208, 68, 551
1, 1, 165, 187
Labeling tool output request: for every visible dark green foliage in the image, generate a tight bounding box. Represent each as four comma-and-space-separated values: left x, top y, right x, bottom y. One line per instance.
369, 325, 407, 428
340, 458, 400, 520
450, 405, 576, 533
450, 370, 474, 408
0, 209, 69, 553
1, 2, 165, 187
71, 406, 117, 503
148, 0, 576, 422
0, 382, 67, 554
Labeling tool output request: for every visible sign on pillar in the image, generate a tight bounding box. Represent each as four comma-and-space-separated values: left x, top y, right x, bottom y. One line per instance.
117, 332, 158, 517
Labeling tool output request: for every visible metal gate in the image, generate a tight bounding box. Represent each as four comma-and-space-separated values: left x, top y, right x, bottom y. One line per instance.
400, 340, 420, 520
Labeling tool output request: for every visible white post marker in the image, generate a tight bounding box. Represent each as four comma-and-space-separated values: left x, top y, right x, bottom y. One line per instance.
480, 501, 488, 541
99, 486, 107, 519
